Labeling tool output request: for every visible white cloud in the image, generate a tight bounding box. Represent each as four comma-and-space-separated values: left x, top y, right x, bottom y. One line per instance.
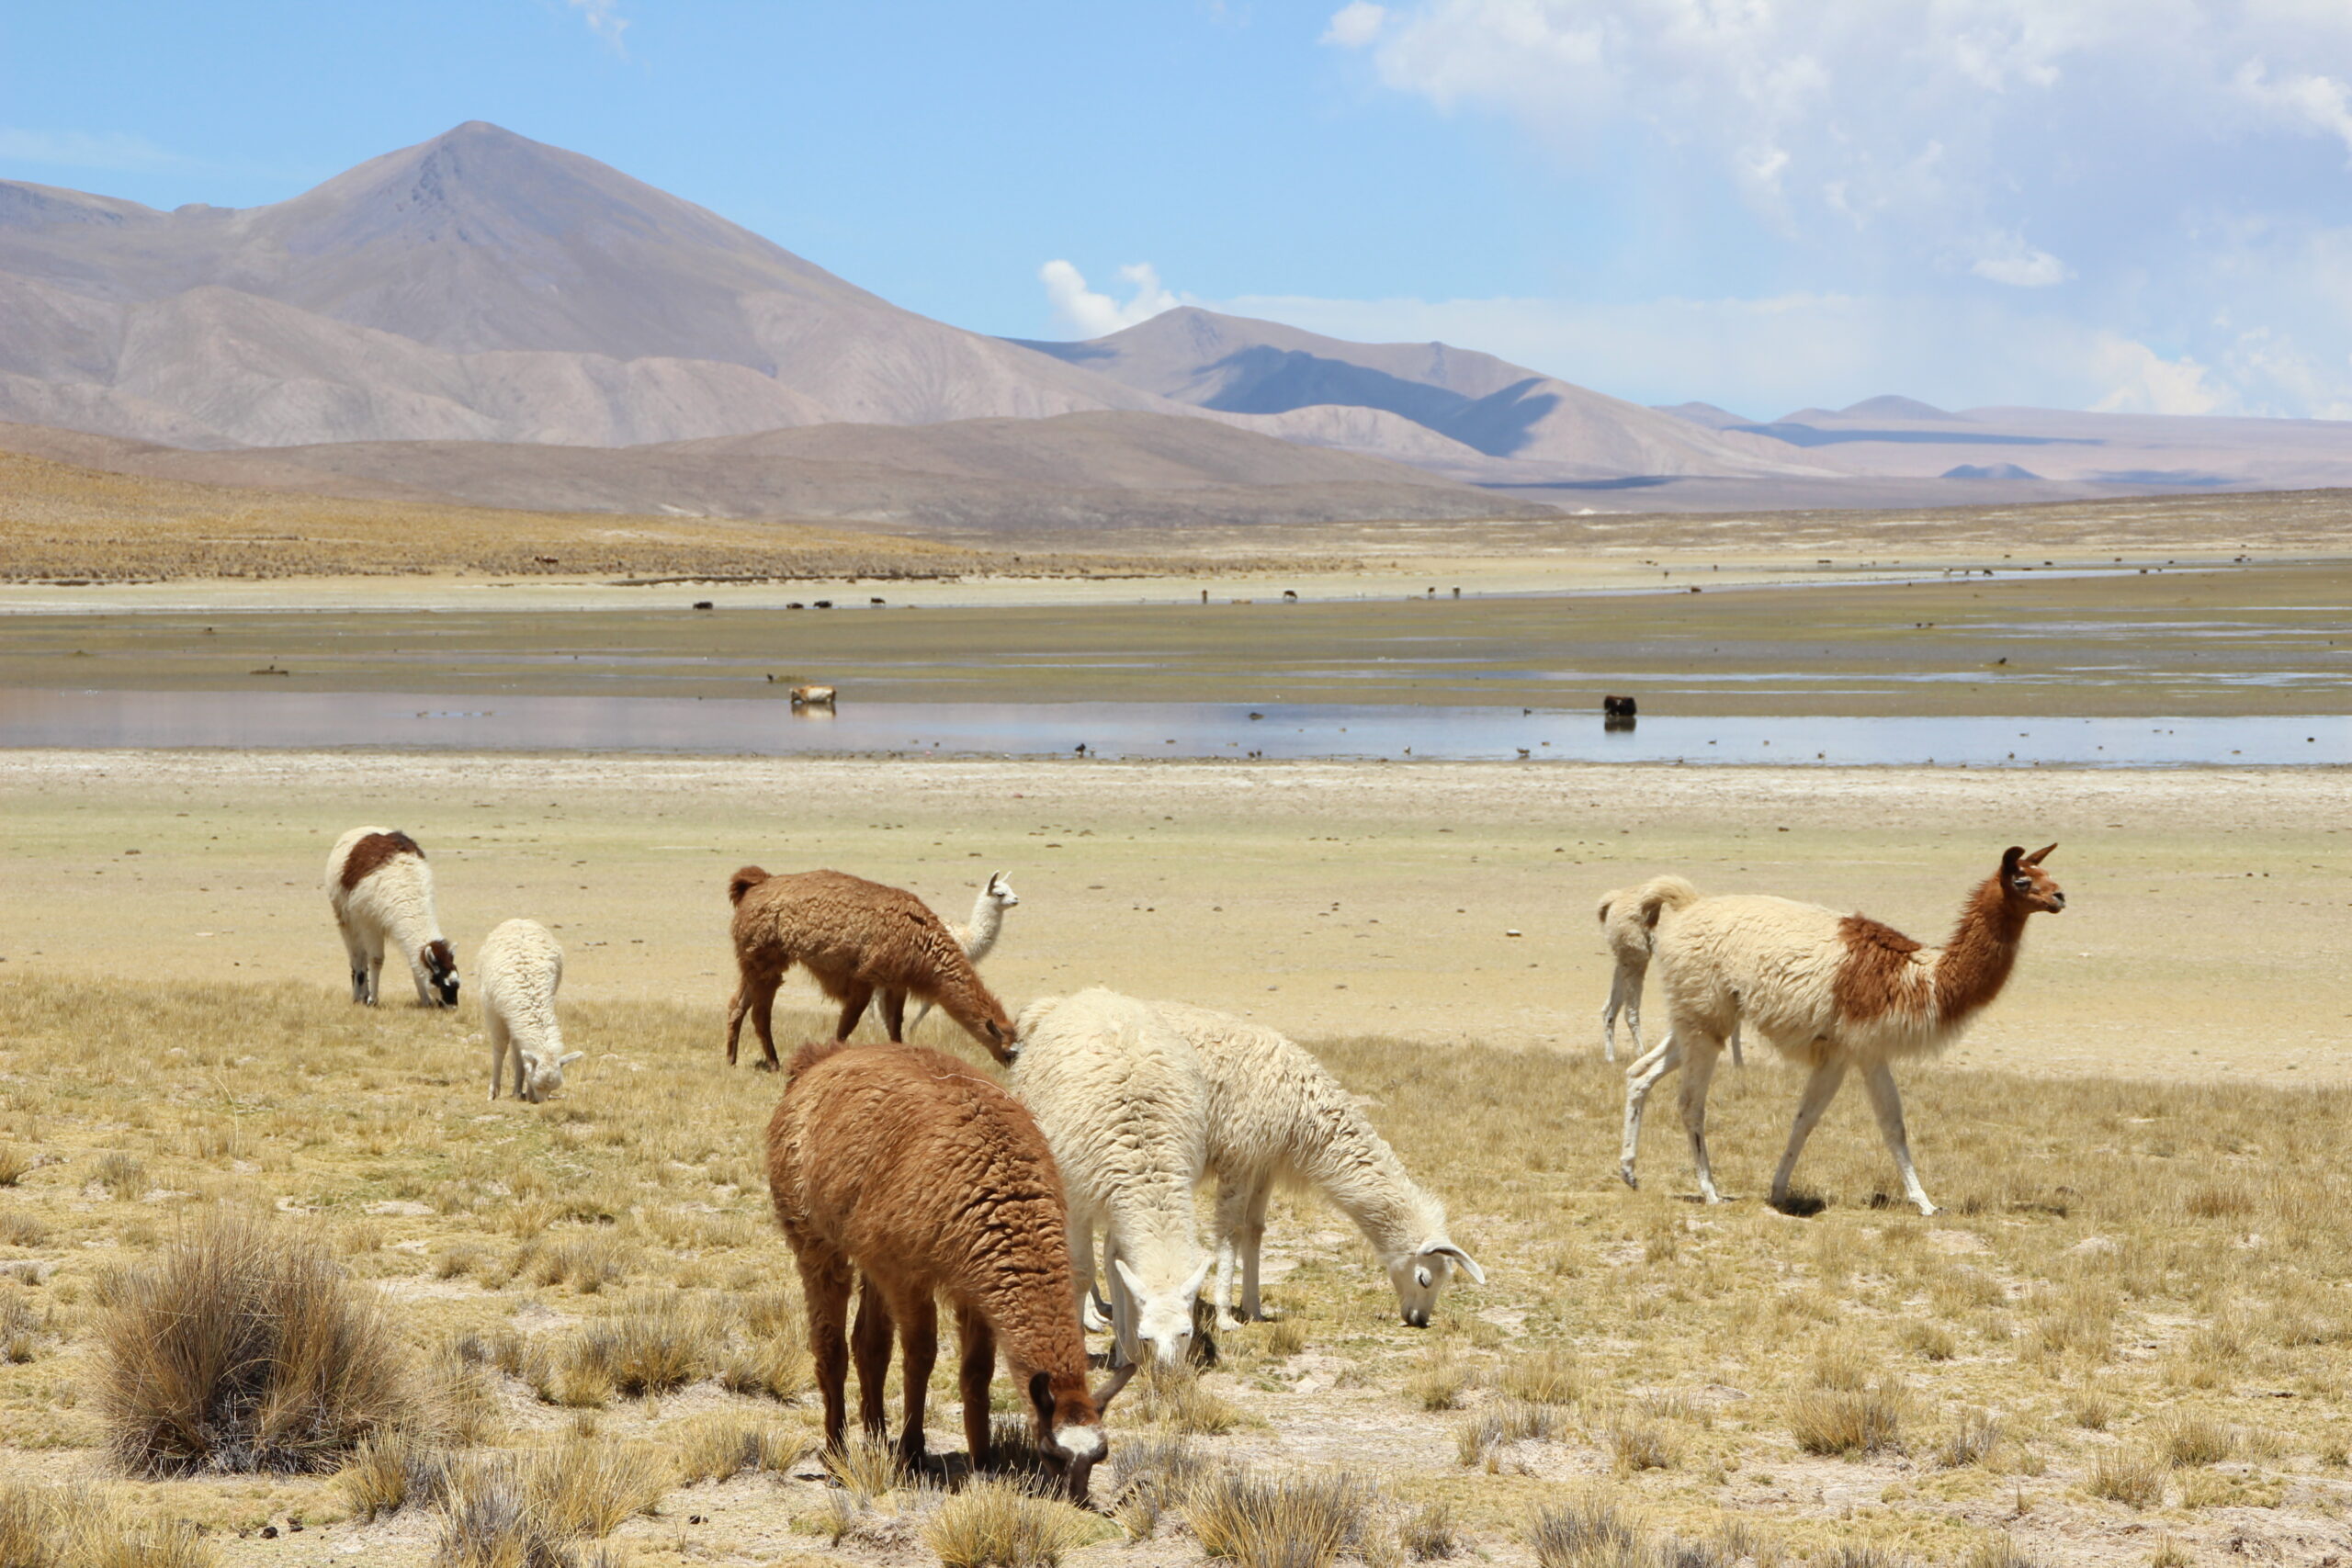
1038, 260, 1182, 339
0, 127, 193, 174
1973, 235, 2074, 288
566, 0, 629, 54
1323, 2, 1388, 48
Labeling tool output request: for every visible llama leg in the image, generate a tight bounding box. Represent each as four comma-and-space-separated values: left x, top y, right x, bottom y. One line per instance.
1601, 968, 1627, 1062
851, 1277, 895, 1443
1676, 1034, 1726, 1203
1729, 1022, 1745, 1068
1239, 1179, 1273, 1321
749, 971, 786, 1072
878, 987, 907, 1043
1619, 1032, 1682, 1189
338, 916, 369, 1003
362, 937, 385, 1006
909, 998, 935, 1035
1861, 1061, 1939, 1216
1768, 1058, 1849, 1211
486, 1014, 508, 1100
799, 1252, 854, 1452
724, 976, 749, 1066
834, 982, 875, 1043
1105, 1239, 1138, 1367
896, 1291, 937, 1465
956, 1303, 996, 1472
1210, 1177, 1248, 1325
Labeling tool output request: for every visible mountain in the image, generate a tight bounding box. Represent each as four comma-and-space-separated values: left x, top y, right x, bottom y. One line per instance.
1648, 401, 1757, 430
1012, 307, 1822, 482
0, 411, 1556, 534
0, 121, 1190, 448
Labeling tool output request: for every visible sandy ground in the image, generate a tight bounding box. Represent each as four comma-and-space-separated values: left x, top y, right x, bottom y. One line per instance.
4, 750, 2345, 1085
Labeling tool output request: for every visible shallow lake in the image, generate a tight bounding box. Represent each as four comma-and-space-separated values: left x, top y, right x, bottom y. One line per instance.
2, 688, 2345, 766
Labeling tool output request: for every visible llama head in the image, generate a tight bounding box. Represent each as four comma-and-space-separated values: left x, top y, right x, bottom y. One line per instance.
522, 1049, 586, 1105
1114, 1255, 1214, 1367
1387, 1240, 1486, 1328
1998, 844, 2065, 915
967, 1002, 1019, 1066
1029, 1362, 1133, 1504
986, 871, 1019, 908
421, 940, 459, 1007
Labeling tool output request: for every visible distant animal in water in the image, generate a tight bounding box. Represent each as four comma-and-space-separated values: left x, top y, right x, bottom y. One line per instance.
765, 1037, 1133, 1497
692, 600, 714, 611
790, 684, 836, 709
325, 827, 458, 1008
724, 867, 1015, 1068
1602, 694, 1638, 718
1622, 845, 2065, 1216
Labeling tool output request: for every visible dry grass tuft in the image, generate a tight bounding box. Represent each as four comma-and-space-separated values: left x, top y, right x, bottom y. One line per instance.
0, 1482, 219, 1568
2086, 1447, 2165, 1509
1402, 1499, 1461, 1560
1526, 1491, 1647, 1568
1106, 1428, 1209, 1539
1457, 1399, 1564, 1469
341, 1428, 454, 1521
0, 1145, 30, 1188
1408, 1342, 1475, 1411
824, 1434, 908, 1505
96, 1205, 424, 1475
924, 1477, 1105, 1568
1606, 1416, 1679, 1474
1185, 1465, 1377, 1568
1788, 1383, 1906, 1458
435, 1440, 667, 1566
568, 1292, 726, 1397
2152, 1410, 2235, 1468
1496, 1342, 1582, 1405
1936, 1408, 2003, 1469
674, 1412, 813, 1484
1130, 1364, 1247, 1435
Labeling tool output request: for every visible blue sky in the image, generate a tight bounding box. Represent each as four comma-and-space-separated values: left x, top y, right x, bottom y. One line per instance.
8, 1, 2352, 419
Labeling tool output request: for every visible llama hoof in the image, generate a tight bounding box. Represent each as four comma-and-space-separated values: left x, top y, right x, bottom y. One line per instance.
1618, 1164, 1639, 1190
752, 1059, 780, 1074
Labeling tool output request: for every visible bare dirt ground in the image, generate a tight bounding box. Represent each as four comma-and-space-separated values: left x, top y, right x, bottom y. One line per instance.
2, 752, 2351, 1566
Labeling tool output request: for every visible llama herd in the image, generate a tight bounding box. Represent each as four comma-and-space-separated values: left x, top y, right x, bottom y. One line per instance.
323, 821, 2064, 1495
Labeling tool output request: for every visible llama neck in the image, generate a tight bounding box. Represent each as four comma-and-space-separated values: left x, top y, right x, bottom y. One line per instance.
964, 889, 1004, 961
1309, 1130, 1443, 1264
1930, 874, 2030, 1023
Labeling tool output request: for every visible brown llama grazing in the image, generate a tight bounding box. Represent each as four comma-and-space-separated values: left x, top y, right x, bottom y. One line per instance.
766, 1039, 1133, 1500
1622, 845, 2065, 1216
725, 867, 1015, 1069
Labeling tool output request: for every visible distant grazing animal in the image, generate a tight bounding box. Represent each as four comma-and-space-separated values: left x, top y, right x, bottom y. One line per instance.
477, 919, 582, 1103
1012, 990, 1212, 1369
1150, 999, 1483, 1328
1596, 877, 1741, 1066
724, 868, 1015, 1069
1602, 694, 1638, 718
790, 684, 836, 709
1622, 846, 2065, 1216
765, 1038, 1133, 1499
324, 827, 458, 1008
907, 872, 1020, 1034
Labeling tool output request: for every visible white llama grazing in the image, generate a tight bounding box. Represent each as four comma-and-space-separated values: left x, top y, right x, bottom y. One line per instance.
1011, 988, 1213, 1369
478, 919, 583, 1103
1621, 845, 2065, 1216
908, 872, 1018, 1033
1598, 877, 1740, 1066
1150, 999, 1483, 1328
325, 826, 458, 1008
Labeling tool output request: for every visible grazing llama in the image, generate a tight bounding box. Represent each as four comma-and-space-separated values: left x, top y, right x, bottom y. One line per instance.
324, 827, 458, 1008
725, 868, 1015, 1069
1621, 845, 2064, 1216
1012, 990, 1213, 1368
1598, 877, 1741, 1066
908, 872, 1019, 1034
476, 919, 582, 1102
766, 1038, 1132, 1500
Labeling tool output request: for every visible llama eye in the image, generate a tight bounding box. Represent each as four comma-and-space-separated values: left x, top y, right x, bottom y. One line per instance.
2010, 877, 2031, 891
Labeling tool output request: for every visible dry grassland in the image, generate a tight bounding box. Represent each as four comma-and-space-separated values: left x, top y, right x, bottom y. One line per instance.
2, 973, 2351, 1567
0, 452, 1228, 584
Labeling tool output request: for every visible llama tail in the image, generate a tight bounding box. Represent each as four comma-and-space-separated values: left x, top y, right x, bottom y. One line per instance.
728, 865, 771, 906
1634, 874, 1702, 929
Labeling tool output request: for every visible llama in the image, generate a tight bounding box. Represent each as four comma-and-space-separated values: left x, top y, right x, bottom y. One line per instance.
1149, 998, 1483, 1328
907, 872, 1019, 1034
1011, 990, 1212, 1369
1597, 877, 1741, 1066
766, 1037, 1133, 1500
477, 919, 582, 1103
1620, 845, 2065, 1216
324, 827, 458, 1008
724, 868, 1015, 1069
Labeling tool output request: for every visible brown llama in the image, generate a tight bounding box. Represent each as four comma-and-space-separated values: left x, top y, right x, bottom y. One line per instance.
725, 867, 1015, 1069
1621, 845, 2065, 1215
766, 1038, 1132, 1500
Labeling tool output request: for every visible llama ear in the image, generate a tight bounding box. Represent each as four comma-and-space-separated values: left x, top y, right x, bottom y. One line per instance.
2025, 842, 2056, 864
1113, 1258, 1147, 1302
1028, 1371, 1056, 1430
2000, 845, 2026, 873
1181, 1256, 1213, 1303
557, 1052, 584, 1066
1425, 1244, 1486, 1285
